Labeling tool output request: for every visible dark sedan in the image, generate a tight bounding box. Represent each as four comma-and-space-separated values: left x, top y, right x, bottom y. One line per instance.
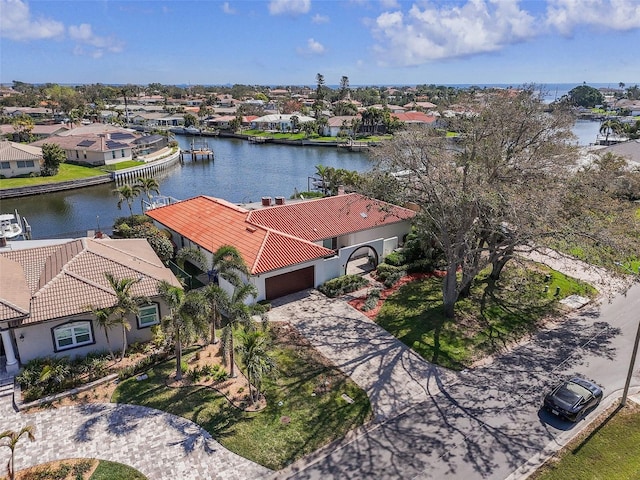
543, 377, 603, 422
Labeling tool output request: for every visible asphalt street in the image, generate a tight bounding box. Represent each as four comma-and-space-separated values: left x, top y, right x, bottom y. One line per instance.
281, 282, 640, 480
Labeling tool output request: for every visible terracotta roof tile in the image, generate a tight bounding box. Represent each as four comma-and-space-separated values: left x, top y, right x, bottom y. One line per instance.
0, 238, 180, 326
147, 196, 334, 275
247, 193, 416, 242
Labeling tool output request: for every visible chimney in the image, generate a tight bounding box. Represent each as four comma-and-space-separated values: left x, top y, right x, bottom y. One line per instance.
275, 196, 285, 205
261, 197, 272, 207
337, 185, 345, 195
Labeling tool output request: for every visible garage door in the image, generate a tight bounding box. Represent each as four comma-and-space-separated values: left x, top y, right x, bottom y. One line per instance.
265, 266, 315, 300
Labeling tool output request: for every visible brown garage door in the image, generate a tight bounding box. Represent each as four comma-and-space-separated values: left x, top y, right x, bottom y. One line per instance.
265, 266, 315, 300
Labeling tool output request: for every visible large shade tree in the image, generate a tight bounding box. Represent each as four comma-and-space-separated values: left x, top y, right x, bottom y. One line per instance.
370, 87, 577, 318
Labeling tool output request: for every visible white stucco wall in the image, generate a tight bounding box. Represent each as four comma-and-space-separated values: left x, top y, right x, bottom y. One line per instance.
14, 299, 167, 364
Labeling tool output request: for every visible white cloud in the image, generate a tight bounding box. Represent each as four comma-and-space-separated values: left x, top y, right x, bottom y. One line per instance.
69, 23, 124, 56
312, 13, 330, 24
296, 37, 326, 55
380, 0, 400, 8
0, 0, 64, 41
370, 0, 538, 66
546, 0, 640, 35
268, 0, 311, 16
222, 2, 236, 14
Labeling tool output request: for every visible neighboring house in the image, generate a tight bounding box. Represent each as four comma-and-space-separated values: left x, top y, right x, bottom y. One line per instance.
250, 114, 315, 132
146, 193, 415, 302
0, 124, 69, 142
130, 112, 185, 128
593, 139, 640, 166
0, 140, 43, 178
324, 116, 360, 137
30, 124, 141, 166
391, 111, 439, 126
207, 115, 258, 130
0, 237, 181, 371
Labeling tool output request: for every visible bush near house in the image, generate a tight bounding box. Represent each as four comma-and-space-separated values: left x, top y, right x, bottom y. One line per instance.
318, 275, 368, 297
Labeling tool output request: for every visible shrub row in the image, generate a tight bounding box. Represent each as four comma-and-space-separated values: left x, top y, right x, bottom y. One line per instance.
117, 351, 169, 381
318, 275, 368, 298
17, 353, 110, 402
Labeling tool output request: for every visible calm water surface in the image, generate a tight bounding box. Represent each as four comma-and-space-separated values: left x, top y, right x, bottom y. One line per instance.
1, 136, 371, 239
1, 121, 601, 240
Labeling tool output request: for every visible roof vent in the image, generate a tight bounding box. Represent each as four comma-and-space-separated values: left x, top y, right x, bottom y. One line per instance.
261, 197, 272, 207
246, 226, 257, 233
275, 196, 285, 205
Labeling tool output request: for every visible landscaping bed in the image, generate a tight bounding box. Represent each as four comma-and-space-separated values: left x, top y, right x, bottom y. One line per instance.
112, 322, 371, 470
7, 458, 146, 480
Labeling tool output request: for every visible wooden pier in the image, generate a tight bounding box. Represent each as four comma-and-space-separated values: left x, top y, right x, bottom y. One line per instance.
180, 139, 214, 162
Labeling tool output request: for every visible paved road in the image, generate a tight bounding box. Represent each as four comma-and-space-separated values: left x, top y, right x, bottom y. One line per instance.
276, 283, 640, 480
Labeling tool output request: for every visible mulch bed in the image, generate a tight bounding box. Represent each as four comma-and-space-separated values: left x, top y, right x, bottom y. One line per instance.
348, 272, 444, 319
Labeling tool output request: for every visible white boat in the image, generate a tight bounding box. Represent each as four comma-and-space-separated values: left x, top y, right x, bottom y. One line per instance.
0, 210, 23, 240
183, 126, 201, 135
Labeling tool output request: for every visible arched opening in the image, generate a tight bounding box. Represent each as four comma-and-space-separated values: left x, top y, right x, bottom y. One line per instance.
346, 246, 379, 275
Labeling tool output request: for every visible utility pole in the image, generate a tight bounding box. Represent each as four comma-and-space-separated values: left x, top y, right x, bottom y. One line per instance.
616, 262, 640, 406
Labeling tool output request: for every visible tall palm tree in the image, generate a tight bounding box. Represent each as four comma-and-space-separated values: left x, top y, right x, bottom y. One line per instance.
136, 177, 160, 211
202, 283, 229, 345
0, 425, 35, 480
235, 326, 275, 405
114, 183, 141, 217
88, 305, 117, 361
158, 281, 209, 381
104, 272, 144, 360
220, 282, 258, 378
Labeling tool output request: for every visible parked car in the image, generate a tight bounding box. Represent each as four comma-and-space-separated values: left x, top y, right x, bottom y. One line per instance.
543, 377, 603, 422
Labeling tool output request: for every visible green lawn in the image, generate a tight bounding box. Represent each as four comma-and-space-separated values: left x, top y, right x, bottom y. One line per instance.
531, 404, 640, 480
0, 163, 106, 188
90, 461, 147, 480
375, 264, 597, 370
112, 325, 371, 470
8, 459, 147, 480
100, 160, 145, 171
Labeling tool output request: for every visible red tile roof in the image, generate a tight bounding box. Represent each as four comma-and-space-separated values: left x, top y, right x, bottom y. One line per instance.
247, 193, 416, 242
146, 196, 335, 275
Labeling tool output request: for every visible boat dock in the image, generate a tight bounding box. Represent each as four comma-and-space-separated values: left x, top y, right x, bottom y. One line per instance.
180, 139, 214, 162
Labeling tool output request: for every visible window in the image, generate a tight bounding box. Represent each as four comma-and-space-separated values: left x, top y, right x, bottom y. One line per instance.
0, 162, 9, 169
112, 151, 116, 159
76, 150, 79, 159
53, 321, 93, 351
137, 303, 160, 328
121, 149, 125, 158
16, 161, 27, 168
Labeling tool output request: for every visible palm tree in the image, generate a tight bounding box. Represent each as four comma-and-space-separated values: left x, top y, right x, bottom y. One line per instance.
0, 425, 35, 480
158, 281, 209, 381
104, 272, 144, 360
114, 183, 141, 217
220, 282, 258, 378
235, 326, 275, 405
315, 164, 330, 194
202, 283, 229, 345
599, 119, 624, 145
88, 306, 117, 361
136, 177, 160, 211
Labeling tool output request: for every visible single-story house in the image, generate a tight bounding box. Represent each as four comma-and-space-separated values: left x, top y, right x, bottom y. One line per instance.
0, 140, 43, 178
30, 124, 141, 166
206, 115, 258, 130
324, 116, 360, 137
391, 111, 439, 126
0, 124, 70, 142
0, 237, 181, 371
146, 193, 415, 302
250, 114, 315, 132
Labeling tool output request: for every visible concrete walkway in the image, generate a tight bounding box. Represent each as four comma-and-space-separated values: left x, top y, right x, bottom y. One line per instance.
268, 289, 456, 422
0, 382, 271, 480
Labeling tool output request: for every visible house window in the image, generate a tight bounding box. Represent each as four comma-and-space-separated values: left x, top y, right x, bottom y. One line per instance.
121, 149, 125, 158
112, 151, 116, 159
76, 150, 79, 159
53, 321, 94, 351
16, 161, 27, 168
0, 162, 9, 169
137, 303, 160, 328
323, 237, 338, 250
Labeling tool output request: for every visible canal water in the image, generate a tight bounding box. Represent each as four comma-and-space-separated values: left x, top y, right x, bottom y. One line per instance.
1, 120, 602, 240
1, 136, 372, 239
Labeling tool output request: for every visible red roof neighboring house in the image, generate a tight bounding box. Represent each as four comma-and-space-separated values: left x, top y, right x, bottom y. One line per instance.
391, 112, 438, 124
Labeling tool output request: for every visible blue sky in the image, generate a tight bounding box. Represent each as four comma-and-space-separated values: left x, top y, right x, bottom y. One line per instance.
1, 0, 639, 87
